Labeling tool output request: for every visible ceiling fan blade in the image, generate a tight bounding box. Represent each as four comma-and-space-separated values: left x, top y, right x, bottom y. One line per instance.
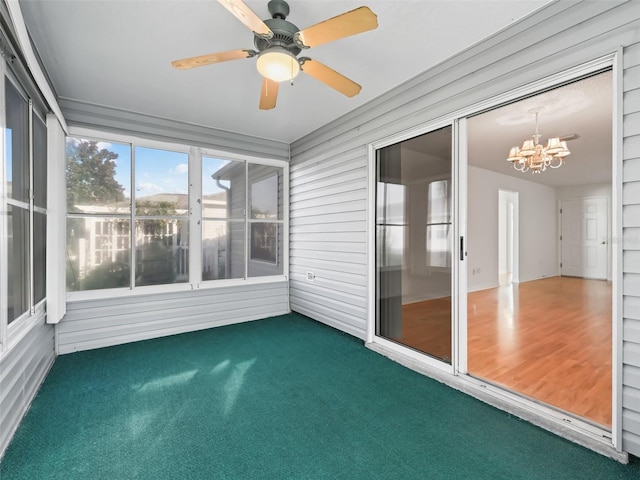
217, 0, 273, 38
171, 49, 251, 70
302, 59, 361, 97
259, 77, 279, 110
295, 6, 378, 48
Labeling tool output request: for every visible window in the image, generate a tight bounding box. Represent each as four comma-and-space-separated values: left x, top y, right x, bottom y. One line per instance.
248, 164, 283, 277
204, 156, 285, 281
134, 147, 189, 287
426, 179, 451, 268
376, 182, 406, 268
66, 140, 191, 290
5, 79, 30, 323
202, 156, 245, 281
66, 140, 132, 291
66, 135, 287, 293
2, 75, 48, 332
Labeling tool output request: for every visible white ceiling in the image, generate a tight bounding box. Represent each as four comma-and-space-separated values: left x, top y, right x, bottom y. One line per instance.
398, 70, 613, 187
18, 0, 551, 144
467, 70, 612, 187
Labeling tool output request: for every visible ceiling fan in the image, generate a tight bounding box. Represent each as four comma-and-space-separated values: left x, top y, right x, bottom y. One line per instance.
171, 0, 378, 110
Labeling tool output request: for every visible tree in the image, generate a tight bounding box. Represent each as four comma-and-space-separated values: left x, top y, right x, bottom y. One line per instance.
66, 139, 128, 291
66, 139, 125, 211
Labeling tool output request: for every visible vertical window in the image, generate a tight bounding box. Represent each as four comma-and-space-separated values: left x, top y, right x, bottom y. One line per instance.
66, 140, 132, 291
134, 147, 189, 287
426, 179, 451, 268
2, 75, 48, 330
203, 156, 245, 280
5, 79, 30, 323
377, 182, 406, 268
202, 159, 284, 282
248, 164, 284, 277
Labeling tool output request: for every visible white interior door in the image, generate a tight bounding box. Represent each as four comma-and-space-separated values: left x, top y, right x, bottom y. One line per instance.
561, 197, 607, 279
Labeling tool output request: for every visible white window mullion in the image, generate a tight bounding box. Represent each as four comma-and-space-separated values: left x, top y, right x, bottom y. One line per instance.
28, 99, 34, 313
189, 146, 202, 287
283, 164, 289, 281
0, 61, 7, 350
244, 161, 249, 280
130, 143, 136, 289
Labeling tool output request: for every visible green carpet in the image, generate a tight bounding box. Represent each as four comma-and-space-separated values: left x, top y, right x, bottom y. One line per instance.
1, 313, 638, 479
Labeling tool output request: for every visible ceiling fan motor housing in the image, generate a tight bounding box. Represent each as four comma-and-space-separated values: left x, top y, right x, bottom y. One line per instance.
254, 0, 301, 56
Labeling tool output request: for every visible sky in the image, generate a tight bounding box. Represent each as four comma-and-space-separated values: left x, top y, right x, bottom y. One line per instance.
65, 138, 278, 213
89, 141, 231, 200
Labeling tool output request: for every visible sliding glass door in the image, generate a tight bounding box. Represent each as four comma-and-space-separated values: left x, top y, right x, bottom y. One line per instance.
376, 125, 453, 363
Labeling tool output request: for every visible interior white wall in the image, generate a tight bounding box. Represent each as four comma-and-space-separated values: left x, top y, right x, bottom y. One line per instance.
401, 269, 451, 304
467, 165, 559, 291
556, 182, 611, 200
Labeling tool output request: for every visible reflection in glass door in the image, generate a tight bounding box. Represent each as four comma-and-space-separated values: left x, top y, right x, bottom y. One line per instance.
376, 126, 453, 363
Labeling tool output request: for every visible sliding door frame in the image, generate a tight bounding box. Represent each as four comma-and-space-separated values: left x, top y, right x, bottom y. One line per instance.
366, 52, 623, 454
368, 117, 458, 375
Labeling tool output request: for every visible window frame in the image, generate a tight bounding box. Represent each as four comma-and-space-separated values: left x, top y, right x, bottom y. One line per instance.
1, 65, 49, 354
200, 147, 287, 283
65, 127, 289, 301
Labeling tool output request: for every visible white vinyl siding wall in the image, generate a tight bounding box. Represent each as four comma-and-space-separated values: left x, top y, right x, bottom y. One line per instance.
289, 0, 640, 456
58, 281, 288, 354
58, 99, 289, 163
0, 317, 54, 455
289, 147, 369, 338
622, 40, 640, 455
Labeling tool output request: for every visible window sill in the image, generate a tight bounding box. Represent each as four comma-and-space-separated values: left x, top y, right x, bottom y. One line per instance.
65, 275, 288, 303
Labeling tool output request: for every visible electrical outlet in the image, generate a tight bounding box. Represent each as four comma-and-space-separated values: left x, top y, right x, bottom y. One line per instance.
306, 271, 315, 282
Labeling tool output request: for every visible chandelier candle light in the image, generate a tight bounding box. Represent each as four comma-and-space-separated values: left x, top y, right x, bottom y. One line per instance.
506, 110, 570, 173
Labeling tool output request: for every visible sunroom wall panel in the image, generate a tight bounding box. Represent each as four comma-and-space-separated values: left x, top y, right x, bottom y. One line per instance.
58, 282, 289, 354
0, 318, 54, 457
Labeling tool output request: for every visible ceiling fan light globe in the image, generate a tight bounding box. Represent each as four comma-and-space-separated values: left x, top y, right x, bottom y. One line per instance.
257, 48, 300, 82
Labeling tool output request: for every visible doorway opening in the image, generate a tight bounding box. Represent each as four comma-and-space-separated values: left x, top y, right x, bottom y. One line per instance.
498, 189, 519, 286
466, 70, 613, 428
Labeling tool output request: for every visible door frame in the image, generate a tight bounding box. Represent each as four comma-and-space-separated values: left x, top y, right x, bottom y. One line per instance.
366, 51, 623, 456
368, 117, 458, 375
560, 196, 609, 280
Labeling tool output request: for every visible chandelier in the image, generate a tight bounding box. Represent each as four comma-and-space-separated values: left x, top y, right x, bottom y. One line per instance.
506, 111, 570, 173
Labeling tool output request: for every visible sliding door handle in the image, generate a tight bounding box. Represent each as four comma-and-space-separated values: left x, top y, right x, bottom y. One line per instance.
460, 236, 465, 261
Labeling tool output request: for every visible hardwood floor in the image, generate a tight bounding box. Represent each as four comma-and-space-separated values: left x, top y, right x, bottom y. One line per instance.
398, 276, 612, 427
397, 298, 452, 362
